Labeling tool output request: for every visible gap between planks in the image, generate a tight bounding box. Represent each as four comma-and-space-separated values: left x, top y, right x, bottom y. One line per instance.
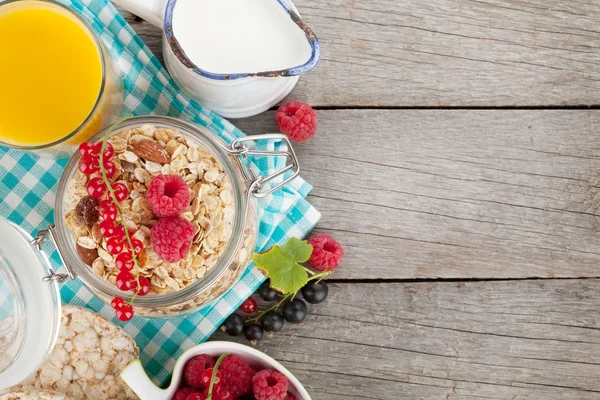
234, 109, 600, 281
211, 280, 600, 399
119, 0, 600, 107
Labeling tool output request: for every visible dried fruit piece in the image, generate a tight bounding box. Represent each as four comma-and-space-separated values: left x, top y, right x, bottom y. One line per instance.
75, 196, 99, 226
133, 140, 171, 164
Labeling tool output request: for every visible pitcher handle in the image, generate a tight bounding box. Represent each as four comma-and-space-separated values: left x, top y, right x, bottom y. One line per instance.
112, 0, 167, 29
121, 359, 171, 400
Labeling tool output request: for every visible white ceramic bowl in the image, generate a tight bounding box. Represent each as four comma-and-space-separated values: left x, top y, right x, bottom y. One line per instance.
121, 341, 312, 400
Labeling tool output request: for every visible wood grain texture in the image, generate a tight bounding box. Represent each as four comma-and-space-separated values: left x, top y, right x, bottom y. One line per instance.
233, 110, 600, 280
119, 0, 600, 107
212, 280, 600, 399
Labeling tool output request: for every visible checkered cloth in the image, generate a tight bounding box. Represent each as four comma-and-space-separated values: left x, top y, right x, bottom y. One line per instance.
0, 0, 320, 385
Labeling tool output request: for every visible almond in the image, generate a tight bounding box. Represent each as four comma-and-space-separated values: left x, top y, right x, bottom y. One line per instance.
132, 140, 170, 164
76, 243, 98, 266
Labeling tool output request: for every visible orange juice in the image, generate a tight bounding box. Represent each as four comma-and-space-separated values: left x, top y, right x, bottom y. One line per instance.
0, 0, 103, 147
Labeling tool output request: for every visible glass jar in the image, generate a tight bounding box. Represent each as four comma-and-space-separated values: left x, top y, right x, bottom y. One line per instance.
0, 218, 62, 389
38, 116, 297, 318
0, 0, 124, 156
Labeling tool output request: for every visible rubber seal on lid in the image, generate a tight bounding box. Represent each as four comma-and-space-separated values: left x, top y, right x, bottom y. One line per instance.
0, 217, 61, 389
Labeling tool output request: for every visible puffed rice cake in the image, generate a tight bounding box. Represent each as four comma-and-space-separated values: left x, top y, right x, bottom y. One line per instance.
7, 306, 139, 400
0, 387, 73, 400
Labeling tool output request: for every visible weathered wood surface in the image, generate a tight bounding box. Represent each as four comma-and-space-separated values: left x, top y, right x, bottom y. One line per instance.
213, 280, 600, 399
233, 110, 600, 280
120, 0, 600, 107
120, 3, 600, 399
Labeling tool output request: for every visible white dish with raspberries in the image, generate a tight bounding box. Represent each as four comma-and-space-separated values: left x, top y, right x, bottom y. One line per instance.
121, 341, 311, 400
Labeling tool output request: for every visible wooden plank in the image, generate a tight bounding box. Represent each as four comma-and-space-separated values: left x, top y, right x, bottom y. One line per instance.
119, 0, 600, 107
233, 110, 600, 280
212, 280, 600, 399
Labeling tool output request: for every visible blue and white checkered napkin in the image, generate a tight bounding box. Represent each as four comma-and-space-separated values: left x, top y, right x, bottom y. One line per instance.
0, 0, 320, 384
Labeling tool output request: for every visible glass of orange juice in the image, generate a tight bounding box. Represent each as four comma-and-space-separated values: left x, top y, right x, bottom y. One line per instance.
0, 0, 124, 156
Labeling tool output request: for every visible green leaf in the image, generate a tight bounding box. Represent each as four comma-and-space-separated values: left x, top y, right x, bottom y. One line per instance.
252, 238, 313, 294
280, 237, 313, 262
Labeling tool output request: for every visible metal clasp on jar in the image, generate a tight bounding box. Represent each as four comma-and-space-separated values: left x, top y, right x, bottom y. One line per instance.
31, 225, 76, 283
224, 133, 300, 198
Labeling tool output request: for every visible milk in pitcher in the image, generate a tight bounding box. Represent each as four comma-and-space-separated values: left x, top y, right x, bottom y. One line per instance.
171, 0, 313, 74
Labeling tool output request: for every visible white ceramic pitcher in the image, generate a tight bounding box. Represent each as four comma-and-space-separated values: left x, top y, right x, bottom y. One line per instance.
112, 0, 320, 118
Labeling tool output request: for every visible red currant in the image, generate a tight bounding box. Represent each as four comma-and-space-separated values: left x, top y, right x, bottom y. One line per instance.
112, 182, 129, 202
96, 142, 114, 159
213, 385, 232, 400
87, 177, 107, 198
241, 297, 258, 314
126, 238, 144, 255
111, 297, 125, 309
113, 225, 126, 241
115, 303, 134, 321
99, 220, 118, 237
201, 368, 222, 387
78, 142, 98, 158
132, 276, 151, 296
116, 252, 134, 271
103, 160, 117, 178
99, 200, 118, 222
106, 237, 125, 255
116, 270, 135, 291
78, 156, 99, 175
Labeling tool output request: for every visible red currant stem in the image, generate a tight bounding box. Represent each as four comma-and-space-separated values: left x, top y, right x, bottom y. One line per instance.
246, 293, 293, 323
207, 352, 230, 400
307, 270, 333, 284
302, 265, 315, 275
98, 115, 141, 302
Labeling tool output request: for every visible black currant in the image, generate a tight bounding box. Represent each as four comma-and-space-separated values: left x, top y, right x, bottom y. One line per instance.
282, 299, 308, 323
261, 311, 285, 332
222, 314, 245, 336
259, 280, 279, 302
244, 323, 264, 342
301, 281, 329, 304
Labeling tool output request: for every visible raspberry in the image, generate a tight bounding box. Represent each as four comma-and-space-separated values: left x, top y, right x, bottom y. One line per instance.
307, 233, 344, 271
183, 354, 215, 389
275, 102, 317, 143
146, 174, 190, 217
252, 369, 289, 400
185, 393, 207, 400
151, 216, 196, 263
218, 354, 256, 397
173, 387, 195, 400
285, 394, 296, 400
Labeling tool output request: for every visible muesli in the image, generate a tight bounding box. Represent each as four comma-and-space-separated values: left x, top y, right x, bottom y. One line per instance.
64, 124, 236, 295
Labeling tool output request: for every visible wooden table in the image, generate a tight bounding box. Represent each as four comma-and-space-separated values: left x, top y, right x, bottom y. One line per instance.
122, 1, 600, 398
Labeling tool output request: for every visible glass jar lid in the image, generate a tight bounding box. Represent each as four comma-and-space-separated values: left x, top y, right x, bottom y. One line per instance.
0, 217, 62, 389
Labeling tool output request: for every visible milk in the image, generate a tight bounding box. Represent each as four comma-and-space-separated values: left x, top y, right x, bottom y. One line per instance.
172, 0, 313, 74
